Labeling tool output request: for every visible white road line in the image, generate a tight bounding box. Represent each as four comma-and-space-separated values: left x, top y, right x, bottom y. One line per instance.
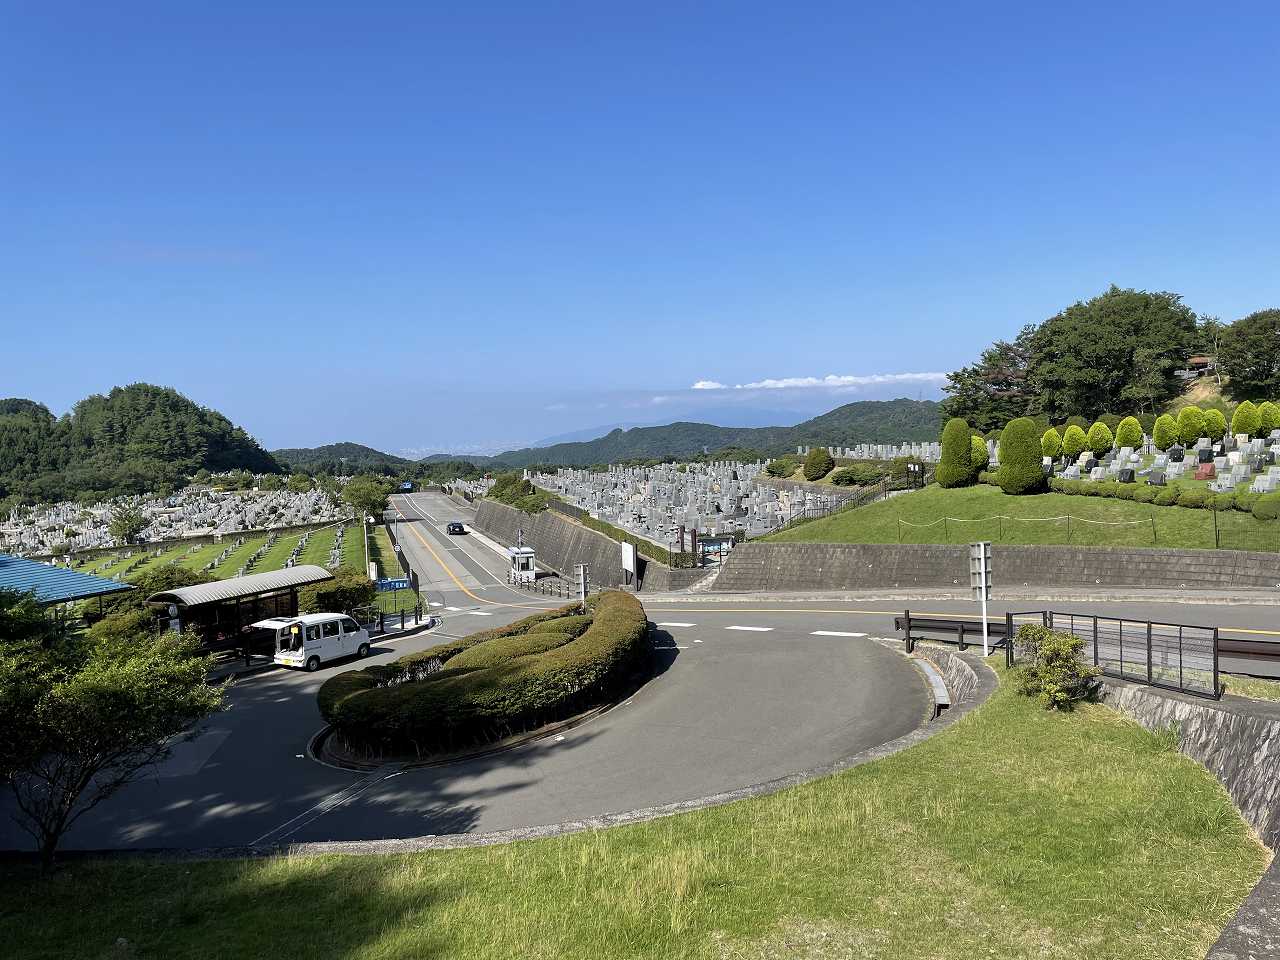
464, 611, 493, 616
725, 625, 773, 632
444, 606, 462, 611
657, 622, 696, 628
811, 630, 867, 638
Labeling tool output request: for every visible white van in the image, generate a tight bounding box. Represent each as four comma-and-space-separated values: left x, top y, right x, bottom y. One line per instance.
253, 613, 372, 672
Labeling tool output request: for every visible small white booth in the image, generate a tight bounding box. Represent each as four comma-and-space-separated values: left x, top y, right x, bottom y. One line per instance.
508, 545, 537, 584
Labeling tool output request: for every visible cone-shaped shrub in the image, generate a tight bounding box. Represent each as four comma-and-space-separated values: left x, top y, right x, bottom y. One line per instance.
1260, 401, 1280, 436
1204, 408, 1227, 442
1041, 427, 1062, 459
802, 446, 835, 481
1062, 424, 1088, 459
937, 418, 974, 488
970, 434, 990, 474
1231, 400, 1261, 439
998, 417, 1047, 495
1086, 421, 1114, 456
1177, 405, 1206, 446
1153, 414, 1178, 451
1114, 416, 1142, 449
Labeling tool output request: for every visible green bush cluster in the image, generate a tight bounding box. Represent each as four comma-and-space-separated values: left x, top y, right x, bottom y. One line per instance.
1086, 421, 1114, 457
576, 512, 697, 568
1152, 414, 1178, 451
997, 417, 1045, 495
1041, 427, 1062, 459
1204, 408, 1227, 442
1114, 416, 1142, 449
1255, 492, 1280, 521
937, 418, 974, 488
1231, 400, 1261, 439
829, 463, 887, 487
1260, 401, 1280, 436
1177, 406, 1206, 446
488, 472, 551, 514
299, 568, 378, 615
1011, 624, 1100, 710
969, 435, 990, 473
764, 457, 798, 478
802, 447, 835, 481
1048, 476, 1267, 515
1061, 424, 1088, 459
319, 592, 649, 755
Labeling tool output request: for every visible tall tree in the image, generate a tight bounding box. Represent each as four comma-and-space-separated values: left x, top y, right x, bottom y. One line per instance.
940, 325, 1037, 432
1218, 309, 1280, 401
1026, 286, 1199, 419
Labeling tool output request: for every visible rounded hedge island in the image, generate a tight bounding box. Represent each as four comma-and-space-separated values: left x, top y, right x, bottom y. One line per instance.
318, 590, 649, 758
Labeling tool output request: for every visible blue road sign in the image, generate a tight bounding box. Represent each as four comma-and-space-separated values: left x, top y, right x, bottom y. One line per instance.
376, 577, 411, 592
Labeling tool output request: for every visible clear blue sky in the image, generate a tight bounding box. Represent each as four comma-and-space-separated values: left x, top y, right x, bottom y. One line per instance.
3, 2, 1278, 455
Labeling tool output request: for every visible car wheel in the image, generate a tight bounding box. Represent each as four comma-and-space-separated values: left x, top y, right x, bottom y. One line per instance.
305, 656, 321, 672
357, 643, 370, 658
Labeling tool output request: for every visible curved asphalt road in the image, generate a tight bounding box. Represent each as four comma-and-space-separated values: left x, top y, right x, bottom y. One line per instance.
4, 490, 1277, 853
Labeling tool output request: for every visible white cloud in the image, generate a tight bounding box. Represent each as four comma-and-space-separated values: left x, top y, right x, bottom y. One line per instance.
544, 402, 568, 411
687, 372, 947, 391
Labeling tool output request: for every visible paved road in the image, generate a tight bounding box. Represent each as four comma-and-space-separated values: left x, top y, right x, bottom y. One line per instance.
4, 490, 1276, 853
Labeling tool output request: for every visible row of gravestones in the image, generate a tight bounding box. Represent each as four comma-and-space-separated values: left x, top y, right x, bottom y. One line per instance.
284, 530, 311, 568
237, 532, 279, 577
205, 536, 245, 572
1056, 436, 1280, 491
327, 526, 345, 570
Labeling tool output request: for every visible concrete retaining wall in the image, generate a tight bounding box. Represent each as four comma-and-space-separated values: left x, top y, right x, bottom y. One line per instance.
713, 542, 1280, 593
913, 644, 980, 704
1102, 681, 1280, 850
473, 500, 708, 592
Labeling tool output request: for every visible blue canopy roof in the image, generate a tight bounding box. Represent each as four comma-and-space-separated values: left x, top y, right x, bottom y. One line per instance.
0, 553, 134, 605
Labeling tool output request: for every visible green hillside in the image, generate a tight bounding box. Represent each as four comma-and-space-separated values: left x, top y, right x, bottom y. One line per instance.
0, 384, 279, 505
490, 398, 941, 467
272, 442, 414, 475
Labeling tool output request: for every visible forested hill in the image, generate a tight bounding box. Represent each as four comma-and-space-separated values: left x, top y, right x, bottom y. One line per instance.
271, 442, 413, 475
491, 398, 941, 467
0, 384, 279, 505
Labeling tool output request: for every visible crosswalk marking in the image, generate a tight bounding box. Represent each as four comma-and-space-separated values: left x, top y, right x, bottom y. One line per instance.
725, 625, 773, 632
657, 622, 696, 628
811, 631, 867, 638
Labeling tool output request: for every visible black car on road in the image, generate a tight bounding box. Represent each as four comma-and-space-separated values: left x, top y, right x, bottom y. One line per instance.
446, 522, 467, 535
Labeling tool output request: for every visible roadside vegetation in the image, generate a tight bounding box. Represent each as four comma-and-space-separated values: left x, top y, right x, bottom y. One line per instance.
1, 666, 1265, 960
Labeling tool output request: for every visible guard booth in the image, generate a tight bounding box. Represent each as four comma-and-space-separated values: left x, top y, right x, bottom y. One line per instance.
509, 545, 537, 584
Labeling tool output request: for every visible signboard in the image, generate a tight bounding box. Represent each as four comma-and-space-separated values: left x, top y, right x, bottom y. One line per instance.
968, 541, 993, 655
399, 481, 413, 492
376, 577, 411, 593
620, 542, 637, 575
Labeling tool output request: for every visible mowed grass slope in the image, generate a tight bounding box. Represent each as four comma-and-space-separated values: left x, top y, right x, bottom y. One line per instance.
768, 483, 1279, 551
0, 673, 1265, 960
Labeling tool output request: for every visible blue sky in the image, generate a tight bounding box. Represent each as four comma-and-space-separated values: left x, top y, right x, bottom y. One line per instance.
3, 2, 1278, 455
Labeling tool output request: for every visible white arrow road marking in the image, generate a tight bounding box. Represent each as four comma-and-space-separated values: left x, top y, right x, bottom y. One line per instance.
657, 622, 696, 627
811, 631, 867, 637
725, 625, 773, 632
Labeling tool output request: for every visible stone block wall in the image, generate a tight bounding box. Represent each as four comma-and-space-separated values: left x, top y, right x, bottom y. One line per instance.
713, 542, 1280, 593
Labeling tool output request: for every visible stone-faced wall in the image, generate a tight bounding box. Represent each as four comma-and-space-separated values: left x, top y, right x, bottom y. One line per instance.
712, 542, 1280, 593
473, 499, 707, 592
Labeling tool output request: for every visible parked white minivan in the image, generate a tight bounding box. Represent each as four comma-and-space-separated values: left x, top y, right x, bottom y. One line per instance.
253, 613, 372, 672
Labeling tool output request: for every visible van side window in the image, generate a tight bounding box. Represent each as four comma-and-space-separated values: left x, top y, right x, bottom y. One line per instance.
307, 625, 322, 642
341, 617, 360, 634
321, 620, 340, 639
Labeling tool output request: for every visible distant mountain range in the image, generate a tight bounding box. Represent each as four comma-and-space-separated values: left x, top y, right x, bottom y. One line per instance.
274, 398, 942, 472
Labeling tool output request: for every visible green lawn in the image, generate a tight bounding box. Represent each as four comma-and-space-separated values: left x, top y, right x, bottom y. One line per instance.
1222, 673, 1280, 701
0, 671, 1265, 960
768, 483, 1280, 552
296, 526, 338, 567
367, 524, 419, 612
252, 531, 306, 571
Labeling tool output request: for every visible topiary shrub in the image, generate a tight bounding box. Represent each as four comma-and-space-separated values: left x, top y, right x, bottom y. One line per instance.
1177, 406, 1206, 446
1231, 400, 1261, 439
1152, 487, 1179, 506
1041, 427, 1062, 459
1253, 492, 1280, 521
937, 418, 974, 488
970, 434, 990, 474
1208, 493, 1236, 512
1203, 408, 1227, 442
1114, 416, 1142, 450
1259, 401, 1280, 436
1086, 421, 1114, 457
996, 417, 1045, 495
1176, 487, 1211, 509
1131, 486, 1157, 504
1061, 424, 1088, 460
1152, 414, 1178, 451
828, 463, 887, 487
802, 447, 835, 482
1011, 624, 1100, 710
765, 457, 798, 478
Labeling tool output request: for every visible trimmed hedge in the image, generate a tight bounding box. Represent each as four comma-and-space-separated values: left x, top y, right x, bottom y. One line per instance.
1086, 421, 1114, 457
803, 447, 835, 481
1152, 414, 1178, 451
1045, 476, 1269, 513
998, 417, 1046, 495
1177, 406, 1206, 446
1204, 408, 1227, 442
1231, 400, 1261, 439
1115, 416, 1142, 450
937, 418, 973, 488
1041, 427, 1062, 459
829, 463, 887, 487
1061, 424, 1087, 459
1259, 401, 1280, 436
1256, 492, 1280, 521
970, 434, 990, 473
318, 592, 649, 755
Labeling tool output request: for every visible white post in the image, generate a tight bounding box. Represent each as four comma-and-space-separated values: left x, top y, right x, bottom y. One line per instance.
980, 562, 990, 657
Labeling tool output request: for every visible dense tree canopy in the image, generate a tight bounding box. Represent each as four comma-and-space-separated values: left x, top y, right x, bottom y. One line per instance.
1218, 309, 1280, 401
0, 384, 279, 505
939, 326, 1037, 432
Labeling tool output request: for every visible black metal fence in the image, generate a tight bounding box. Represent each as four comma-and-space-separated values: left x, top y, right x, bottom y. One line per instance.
1009, 610, 1220, 699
